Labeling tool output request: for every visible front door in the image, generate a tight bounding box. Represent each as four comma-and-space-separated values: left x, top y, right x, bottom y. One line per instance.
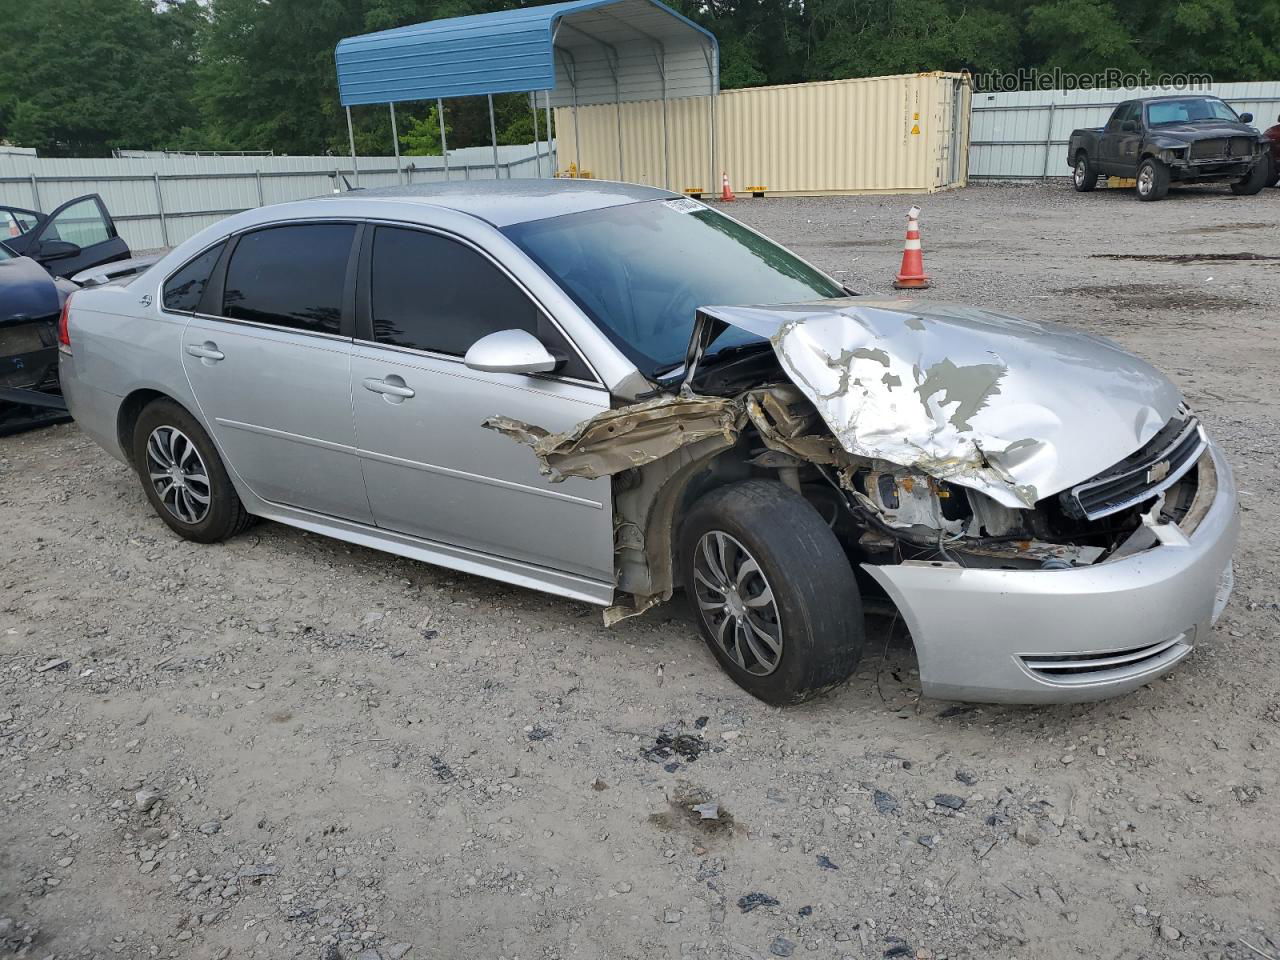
350, 225, 614, 582
179, 221, 373, 524
23, 195, 130, 277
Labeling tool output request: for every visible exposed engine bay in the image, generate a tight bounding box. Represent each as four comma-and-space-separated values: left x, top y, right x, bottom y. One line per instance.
485, 298, 1210, 623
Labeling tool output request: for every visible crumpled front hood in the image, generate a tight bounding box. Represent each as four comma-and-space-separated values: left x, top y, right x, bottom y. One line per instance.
696, 298, 1184, 509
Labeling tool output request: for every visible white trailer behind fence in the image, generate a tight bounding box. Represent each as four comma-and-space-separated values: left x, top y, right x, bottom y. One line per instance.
0, 143, 554, 251
969, 81, 1280, 180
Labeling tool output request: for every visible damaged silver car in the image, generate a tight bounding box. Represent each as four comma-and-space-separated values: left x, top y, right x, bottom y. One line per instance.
59, 181, 1238, 706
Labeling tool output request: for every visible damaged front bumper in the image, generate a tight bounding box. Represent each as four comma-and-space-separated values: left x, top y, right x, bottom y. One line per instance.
864, 441, 1238, 704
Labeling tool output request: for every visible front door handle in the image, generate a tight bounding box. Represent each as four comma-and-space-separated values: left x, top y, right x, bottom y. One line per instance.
362, 376, 415, 400
186, 342, 224, 362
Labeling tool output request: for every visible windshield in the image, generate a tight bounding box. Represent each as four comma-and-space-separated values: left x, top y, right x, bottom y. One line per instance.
1147, 98, 1239, 125
503, 198, 844, 375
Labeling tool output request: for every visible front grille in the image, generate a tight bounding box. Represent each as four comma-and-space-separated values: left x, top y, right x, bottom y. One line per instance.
1189, 137, 1255, 161
1062, 411, 1206, 520
1020, 633, 1191, 686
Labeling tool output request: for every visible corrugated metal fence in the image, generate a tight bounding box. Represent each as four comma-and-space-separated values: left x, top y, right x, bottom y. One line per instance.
970, 82, 1280, 179
0, 143, 554, 250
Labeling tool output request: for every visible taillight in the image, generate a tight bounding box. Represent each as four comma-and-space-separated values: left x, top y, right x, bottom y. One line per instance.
57, 293, 73, 353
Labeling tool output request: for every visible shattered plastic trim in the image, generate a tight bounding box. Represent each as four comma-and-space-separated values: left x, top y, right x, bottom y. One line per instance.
483, 396, 742, 483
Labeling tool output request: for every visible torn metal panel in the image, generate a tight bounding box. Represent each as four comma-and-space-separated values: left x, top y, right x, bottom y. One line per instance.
697, 299, 1183, 509
483, 395, 743, 482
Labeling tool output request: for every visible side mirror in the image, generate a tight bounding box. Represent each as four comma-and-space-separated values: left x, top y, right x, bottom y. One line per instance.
464, 328, 558, 375
37, 239, 82, 261
1240, 112, 1254, 124
1120, 120, 1137, 133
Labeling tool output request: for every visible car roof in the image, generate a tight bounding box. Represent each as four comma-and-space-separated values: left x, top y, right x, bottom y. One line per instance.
311, 178, 678, 228
1132, 94, 1227, 103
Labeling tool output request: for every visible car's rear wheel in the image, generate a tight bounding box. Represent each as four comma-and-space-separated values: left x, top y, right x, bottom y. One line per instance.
680, 479, 864, 705
1072, 154, 1098, 192
1268, 155, 1280, 188
131, 399, 253, 543
1136, 158, 1169, 201
1230, 157, 1271, 196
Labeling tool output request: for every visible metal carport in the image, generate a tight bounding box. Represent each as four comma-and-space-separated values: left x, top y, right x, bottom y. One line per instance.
334, 0, 719, 189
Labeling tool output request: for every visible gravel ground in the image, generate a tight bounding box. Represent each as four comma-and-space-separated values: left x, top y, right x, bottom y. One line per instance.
2, 181, 1278, 960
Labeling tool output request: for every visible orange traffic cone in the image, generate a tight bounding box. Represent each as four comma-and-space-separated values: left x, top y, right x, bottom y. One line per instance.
720, 171, 735, 202
892, 205, 930, 290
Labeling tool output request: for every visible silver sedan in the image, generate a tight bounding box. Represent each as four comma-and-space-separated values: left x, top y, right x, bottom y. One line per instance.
58, 181, 1237, 705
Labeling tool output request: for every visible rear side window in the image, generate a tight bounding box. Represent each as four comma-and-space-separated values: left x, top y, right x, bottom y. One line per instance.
163, 242, 225, 313
222, 224, 355, 335
369, 226, 591, 379
3, 208, 38, 236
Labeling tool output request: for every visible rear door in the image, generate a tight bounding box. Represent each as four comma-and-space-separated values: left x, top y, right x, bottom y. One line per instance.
349, 224, 614, 582
24, 194, 130, 277
177, 222, 374, 524
1098, 103, 1135, 174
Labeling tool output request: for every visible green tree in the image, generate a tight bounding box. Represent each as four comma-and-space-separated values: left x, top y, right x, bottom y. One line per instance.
0, 0, 202, 156
4, 0, 1280, 157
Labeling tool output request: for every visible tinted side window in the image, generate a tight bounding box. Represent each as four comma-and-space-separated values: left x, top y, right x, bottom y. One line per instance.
1108, 103, 1134, 128
163, 242, 225, 313
371, 227, 538, 354
223, 224, 355, 334
369, 227, 591, 379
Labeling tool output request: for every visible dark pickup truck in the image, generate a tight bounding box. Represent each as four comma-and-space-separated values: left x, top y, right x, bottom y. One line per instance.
1067, 95, 1271, 200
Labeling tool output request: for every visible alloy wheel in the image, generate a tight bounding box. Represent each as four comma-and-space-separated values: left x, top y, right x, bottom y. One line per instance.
1074, 160, 1086, 187
692, 530, 783, 676
145, 425, 211, 524
1138, 165, 1154, 196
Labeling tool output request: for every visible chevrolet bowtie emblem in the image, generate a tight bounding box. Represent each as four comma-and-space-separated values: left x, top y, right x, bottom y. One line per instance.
1147, 460, 1171, 484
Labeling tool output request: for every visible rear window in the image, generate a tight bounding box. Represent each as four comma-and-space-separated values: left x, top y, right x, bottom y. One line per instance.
222, 224, 355, 334
163, 242, 225, 313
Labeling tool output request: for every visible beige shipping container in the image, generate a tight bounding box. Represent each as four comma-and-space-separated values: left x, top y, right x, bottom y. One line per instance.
554, 71, 971, 196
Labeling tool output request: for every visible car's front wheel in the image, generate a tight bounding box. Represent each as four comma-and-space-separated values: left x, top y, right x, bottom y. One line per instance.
1230, 157, 1271, 196
132, 399, 253, 543
1072, 154, 1098, 192
680, 480, 864, 705
1136, 158, 1169, 201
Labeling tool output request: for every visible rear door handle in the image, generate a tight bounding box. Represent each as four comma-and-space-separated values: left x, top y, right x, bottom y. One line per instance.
186, 342, 224, 362
362, 376, 415, 399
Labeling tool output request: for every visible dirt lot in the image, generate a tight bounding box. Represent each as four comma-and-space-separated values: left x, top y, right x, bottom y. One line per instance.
2, 181, 1278, 960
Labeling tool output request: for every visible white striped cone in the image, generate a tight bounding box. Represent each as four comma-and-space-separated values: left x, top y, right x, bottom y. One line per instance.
893, 204, 930, 289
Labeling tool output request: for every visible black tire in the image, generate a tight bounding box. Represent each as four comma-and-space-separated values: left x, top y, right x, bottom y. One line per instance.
1072, 153, 1098, 192
680, 479, 864, 706
1136, 157, 1169, 201
1230, 157, 1271, 196
131, 399, 253, 543
1268, 155, 1280, 188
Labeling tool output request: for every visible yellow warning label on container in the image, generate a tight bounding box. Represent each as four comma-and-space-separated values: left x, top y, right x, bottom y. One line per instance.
910, 124, 921, 135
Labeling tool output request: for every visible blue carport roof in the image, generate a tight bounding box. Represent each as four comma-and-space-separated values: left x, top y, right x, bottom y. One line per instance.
335, 0, 717, 108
